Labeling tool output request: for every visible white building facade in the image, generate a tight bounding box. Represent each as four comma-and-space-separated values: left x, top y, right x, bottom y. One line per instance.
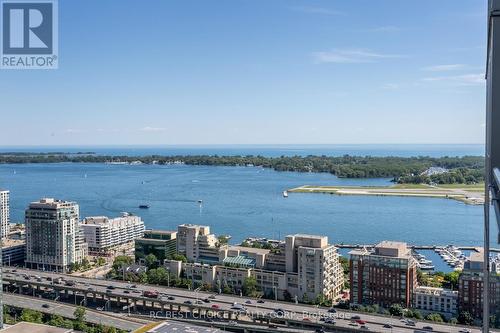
413, 286, 458, 318
0, 190, 10, 238
82, 213, 145, 254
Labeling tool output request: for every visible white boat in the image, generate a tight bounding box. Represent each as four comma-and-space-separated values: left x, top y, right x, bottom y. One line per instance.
283, 191, 288, 198
420, 264, 435, 270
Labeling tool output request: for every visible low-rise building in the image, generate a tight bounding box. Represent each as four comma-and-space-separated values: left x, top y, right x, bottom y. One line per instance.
165, 228, 344, 302
413, 286, 458, 319
135, 230, 177, 262
349, 241, 418, 308
82, 213, 144, 254
2, 238, 26, 265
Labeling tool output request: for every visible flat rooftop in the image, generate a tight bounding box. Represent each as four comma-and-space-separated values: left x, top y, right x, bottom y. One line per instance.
1, 322, 72, 333
148, 321, 223, 333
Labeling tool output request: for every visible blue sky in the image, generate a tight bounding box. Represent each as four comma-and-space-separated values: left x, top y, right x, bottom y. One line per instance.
0, 0, 488, 145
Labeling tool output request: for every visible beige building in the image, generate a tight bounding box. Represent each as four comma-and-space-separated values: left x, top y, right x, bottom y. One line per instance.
0, 189, 10, 238
177, 224, 220, 262
167, 227, 343, 302
286, 234, 343, 301
25, 198, 87, 272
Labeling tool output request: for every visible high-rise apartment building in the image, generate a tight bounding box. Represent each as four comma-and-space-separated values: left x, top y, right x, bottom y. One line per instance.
349, 241, 418, 308
0, 190, 10, 238
82, 213, 145, 254
25, 198, 87, 272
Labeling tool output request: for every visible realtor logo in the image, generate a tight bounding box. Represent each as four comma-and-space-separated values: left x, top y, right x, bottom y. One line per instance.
1, 0, 58, 69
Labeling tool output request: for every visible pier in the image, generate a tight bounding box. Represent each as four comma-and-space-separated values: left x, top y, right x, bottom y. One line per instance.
335, 244, 499, 253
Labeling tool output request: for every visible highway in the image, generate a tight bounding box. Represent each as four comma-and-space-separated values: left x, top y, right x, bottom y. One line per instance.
2, 267, 493, 333
3, 293, 146, 332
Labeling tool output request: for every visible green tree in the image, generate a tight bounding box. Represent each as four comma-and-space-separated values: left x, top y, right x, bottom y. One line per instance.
145, 253, 158, 269
48, 314, 73, 329
242, 276, 258, 297
458, 311, 474, 326
73, 306, 87, 331
426, 313, 444, 322
20, 309, 43, 323
147, 267, 169, 285
389, 304, 404, 317
170, 253, 188, 263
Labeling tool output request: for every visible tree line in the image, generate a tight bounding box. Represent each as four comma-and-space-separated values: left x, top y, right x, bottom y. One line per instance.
0, 153, 485, 184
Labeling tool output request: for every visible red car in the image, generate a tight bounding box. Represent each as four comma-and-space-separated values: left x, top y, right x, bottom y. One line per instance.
211, 304, 220, 309
356, 320, 367, 325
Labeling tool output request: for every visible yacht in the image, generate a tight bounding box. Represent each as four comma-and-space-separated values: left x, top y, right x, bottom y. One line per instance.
283, 191, 288, 198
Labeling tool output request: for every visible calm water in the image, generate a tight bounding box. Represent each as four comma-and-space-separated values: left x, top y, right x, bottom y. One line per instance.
0, 144, 484, 157
0, 162, 490, 248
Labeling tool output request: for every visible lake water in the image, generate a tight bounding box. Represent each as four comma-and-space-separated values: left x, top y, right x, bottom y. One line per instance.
0, 144, 484, 158
0, 161, 491, 249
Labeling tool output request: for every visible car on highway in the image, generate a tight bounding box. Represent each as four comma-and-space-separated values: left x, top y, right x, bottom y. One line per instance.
405, 320, 416, 327
325, 318, 335, 324
360, 325, 370, 331
87, 287, 93, 291
65, 280, 76, 286
257, 299, 265, 303
356, 320, 367, 325
328, 308, 337, 313
195, 300, 204, 305
42, 304, 50, 308
458, 329, 471, 333
351, 315, 361, 320
123, 290, 130, 294
383, 324, 393, 328
228, 321, 238, 326
211, 304, 220, 309
202, 298, 210, 303
144, 290, 159, 298
245, 300, 252, 304
184, 300, 193, 305
268, 324, 278, 328
107, 285, 115, 290
168, 296, 175, 300
422, 326, 433, 331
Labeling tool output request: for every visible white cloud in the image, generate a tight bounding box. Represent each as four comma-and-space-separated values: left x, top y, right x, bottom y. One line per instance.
422, 64, 466, 72
312, 49, 403, 64
139, 126, 166, 132
290, 6, 345, 16
421, 73, 484, 86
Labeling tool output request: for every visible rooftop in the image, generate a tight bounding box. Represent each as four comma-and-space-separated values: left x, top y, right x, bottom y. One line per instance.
1, 322, 72, 333
148, 321, 223, 333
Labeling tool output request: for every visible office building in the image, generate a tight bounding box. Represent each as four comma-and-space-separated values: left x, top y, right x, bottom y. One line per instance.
25, 198, 87, 272
0, 190, 10, 238
349, 241, 418, 308
458, 251, 500, 319
82, 213, 145, 254
413, 286, 458, 318
135, 230, 177, 262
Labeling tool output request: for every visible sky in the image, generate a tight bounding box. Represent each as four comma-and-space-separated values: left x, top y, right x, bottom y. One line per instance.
0, 0, 488, 146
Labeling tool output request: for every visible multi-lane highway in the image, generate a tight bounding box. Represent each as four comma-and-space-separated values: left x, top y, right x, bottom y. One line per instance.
3, 293, 146, 331
2, 267, 492, 333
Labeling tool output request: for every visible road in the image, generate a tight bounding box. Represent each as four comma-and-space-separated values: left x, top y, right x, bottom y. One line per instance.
3, 267, 492, 333
3, 293, 145, 332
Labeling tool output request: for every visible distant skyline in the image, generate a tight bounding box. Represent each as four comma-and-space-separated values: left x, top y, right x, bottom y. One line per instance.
0, 0, 487, 145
